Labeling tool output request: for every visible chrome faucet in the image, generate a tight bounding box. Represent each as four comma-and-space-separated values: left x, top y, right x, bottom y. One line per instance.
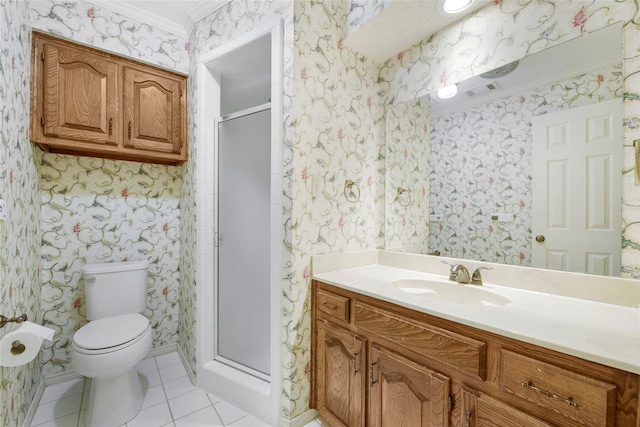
442, 261, 471, 284
470, 266, 493, 286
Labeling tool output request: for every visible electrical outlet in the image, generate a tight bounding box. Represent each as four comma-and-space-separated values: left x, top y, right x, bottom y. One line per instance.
491, 213, 514, 222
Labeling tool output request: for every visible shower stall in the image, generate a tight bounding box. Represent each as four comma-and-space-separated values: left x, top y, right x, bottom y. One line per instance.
195, 23, 283, 425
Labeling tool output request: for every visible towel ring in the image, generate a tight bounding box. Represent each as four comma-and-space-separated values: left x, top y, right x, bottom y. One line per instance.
396, 187, 411, 207
344, 180, 360, 203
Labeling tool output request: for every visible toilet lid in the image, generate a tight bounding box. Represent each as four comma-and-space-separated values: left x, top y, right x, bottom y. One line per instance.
74, 314, 149, 350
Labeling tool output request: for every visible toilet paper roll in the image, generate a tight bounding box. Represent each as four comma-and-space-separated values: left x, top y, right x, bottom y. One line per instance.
0, 321, 55, 367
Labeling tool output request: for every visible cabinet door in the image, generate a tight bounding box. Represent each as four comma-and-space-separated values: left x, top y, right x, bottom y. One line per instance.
316, 318, 366, 427
462, 385, 554, 427
123, 66, 185, 155
41, 41, 119, 145
369, 344, 450, 427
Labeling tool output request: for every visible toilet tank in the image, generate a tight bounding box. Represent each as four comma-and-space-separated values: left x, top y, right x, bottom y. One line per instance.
82, 260, 149, 321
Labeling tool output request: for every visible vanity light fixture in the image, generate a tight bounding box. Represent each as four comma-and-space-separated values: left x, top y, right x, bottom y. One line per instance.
437, 0, 475, 16
437, 84, 458, 99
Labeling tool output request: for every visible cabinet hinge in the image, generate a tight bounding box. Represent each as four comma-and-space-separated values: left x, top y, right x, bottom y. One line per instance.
40, 117, 45, 127
448, 394, 454, 412
41, 51, 45, 61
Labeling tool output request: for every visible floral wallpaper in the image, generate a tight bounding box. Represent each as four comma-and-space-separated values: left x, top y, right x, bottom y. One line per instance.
291, 0, 384, 417
385, 95, 430, 252
30, 0, 189, 74
0, 1, 42, 426
345, 0, 390, 36
28, 0, 188, 376
38, 153, 182, 374
379, 0, 640, 278
428, 64, 623, 265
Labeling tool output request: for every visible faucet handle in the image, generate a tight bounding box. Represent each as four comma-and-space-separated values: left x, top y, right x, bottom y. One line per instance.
471, 266, 493, 285
441, 260, 457, 281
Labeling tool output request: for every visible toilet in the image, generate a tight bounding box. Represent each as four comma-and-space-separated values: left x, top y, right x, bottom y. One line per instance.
71, 260, 152, 427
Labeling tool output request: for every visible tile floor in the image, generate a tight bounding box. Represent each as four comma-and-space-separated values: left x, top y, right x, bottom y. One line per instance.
30, 352, 321, 427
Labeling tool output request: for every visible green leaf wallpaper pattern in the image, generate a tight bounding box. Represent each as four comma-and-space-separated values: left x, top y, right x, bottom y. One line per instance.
38, 154, 183, 375
0, 2, 41, 426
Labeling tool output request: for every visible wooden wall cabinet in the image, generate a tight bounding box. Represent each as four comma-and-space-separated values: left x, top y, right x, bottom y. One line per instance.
311, 280, 639, 427
31, 32, 188, 165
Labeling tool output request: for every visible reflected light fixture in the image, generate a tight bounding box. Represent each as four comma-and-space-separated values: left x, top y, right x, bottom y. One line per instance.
437, 0, 475, 15
438, 84, 458, 99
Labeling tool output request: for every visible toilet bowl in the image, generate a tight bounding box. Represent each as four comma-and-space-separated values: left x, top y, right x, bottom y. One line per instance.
70, 261, 151, 427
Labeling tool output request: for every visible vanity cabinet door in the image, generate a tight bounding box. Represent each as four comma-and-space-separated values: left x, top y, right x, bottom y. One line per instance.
369, 344, 450, 427
35, 37, 119, 146
462, 385, 554, 427
316, 318, 366, 427
122, 65, 186, 156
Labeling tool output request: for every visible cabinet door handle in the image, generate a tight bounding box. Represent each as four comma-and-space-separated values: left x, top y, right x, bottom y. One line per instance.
370, 361, 377, 385
128, 121, 132, 140
520, 381, 579, 407
108, 118, 113, 137
465, 410, 473, 427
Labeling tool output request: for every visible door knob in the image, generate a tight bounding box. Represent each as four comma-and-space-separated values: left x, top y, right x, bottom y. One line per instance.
535, 235, 545, 243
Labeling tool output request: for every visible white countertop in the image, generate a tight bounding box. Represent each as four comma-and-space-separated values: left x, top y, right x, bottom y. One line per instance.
313, 261, 640, 375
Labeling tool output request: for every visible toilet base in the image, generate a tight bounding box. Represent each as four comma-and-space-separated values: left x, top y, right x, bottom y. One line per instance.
85, 368, 143, 427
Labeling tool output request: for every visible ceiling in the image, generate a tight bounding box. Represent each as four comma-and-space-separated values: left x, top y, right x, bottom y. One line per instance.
85, 0, 228, 38
85, 1, 491, 62
344, 0, 492, 63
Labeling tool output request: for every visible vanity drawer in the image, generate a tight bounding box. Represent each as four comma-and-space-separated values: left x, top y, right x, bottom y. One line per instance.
354, 302, 486, 379
317, 289, 350, 323
500, 349, 617, 426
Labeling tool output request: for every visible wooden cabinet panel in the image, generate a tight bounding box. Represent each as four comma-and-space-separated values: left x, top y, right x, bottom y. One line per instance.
462, 385, 554, 427
40, 40, 119, 145
500, 349, 617, 426
354, 302, 486, 379
31, 32, 187, 165
369, 344, 450, 427
318, 289, 350, 323
316, 318, 366, 427
311, 280, 639, 427
123, 66, 184, 154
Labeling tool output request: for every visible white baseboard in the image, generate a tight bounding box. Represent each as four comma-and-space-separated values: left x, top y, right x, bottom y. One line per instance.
282, 409, 319, 427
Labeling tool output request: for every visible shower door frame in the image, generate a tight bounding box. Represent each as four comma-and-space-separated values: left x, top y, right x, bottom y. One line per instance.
195, 21, 283, 426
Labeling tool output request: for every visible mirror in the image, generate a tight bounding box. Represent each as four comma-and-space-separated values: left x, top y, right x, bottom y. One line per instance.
385, 23, 624, 276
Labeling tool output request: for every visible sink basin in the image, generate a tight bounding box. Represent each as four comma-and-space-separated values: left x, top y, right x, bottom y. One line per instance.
393, 279, 511, 307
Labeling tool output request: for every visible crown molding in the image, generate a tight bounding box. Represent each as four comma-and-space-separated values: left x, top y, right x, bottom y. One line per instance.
84, 1, 229, 39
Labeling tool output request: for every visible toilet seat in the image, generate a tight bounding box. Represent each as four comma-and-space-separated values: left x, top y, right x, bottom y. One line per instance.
73, 313, 150, 355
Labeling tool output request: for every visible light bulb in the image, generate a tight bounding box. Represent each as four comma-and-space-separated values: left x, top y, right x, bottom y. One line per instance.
443, 0, 475, 14
438, 84, 458, 99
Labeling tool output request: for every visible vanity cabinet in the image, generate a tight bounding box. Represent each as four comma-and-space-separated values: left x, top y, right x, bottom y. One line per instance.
31, 32, 187, 165
316, 318, 366, 427
311, 280, 639, 427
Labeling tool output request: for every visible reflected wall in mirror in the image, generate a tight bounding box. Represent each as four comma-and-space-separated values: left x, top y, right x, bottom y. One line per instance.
385, 96, 430, 253
386, 23, 624, 276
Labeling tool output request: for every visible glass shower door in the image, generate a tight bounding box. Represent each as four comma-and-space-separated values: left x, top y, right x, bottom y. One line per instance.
216, 106, 271, 378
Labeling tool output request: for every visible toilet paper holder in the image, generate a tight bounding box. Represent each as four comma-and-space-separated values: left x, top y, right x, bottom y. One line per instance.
0, 313, 27, 329
0, 314, 29, 355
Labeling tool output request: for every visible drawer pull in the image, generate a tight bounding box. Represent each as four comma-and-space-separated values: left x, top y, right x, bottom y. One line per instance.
520, 381, 579, 407
370, 361, 377, 385
322, 303, 337, 311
